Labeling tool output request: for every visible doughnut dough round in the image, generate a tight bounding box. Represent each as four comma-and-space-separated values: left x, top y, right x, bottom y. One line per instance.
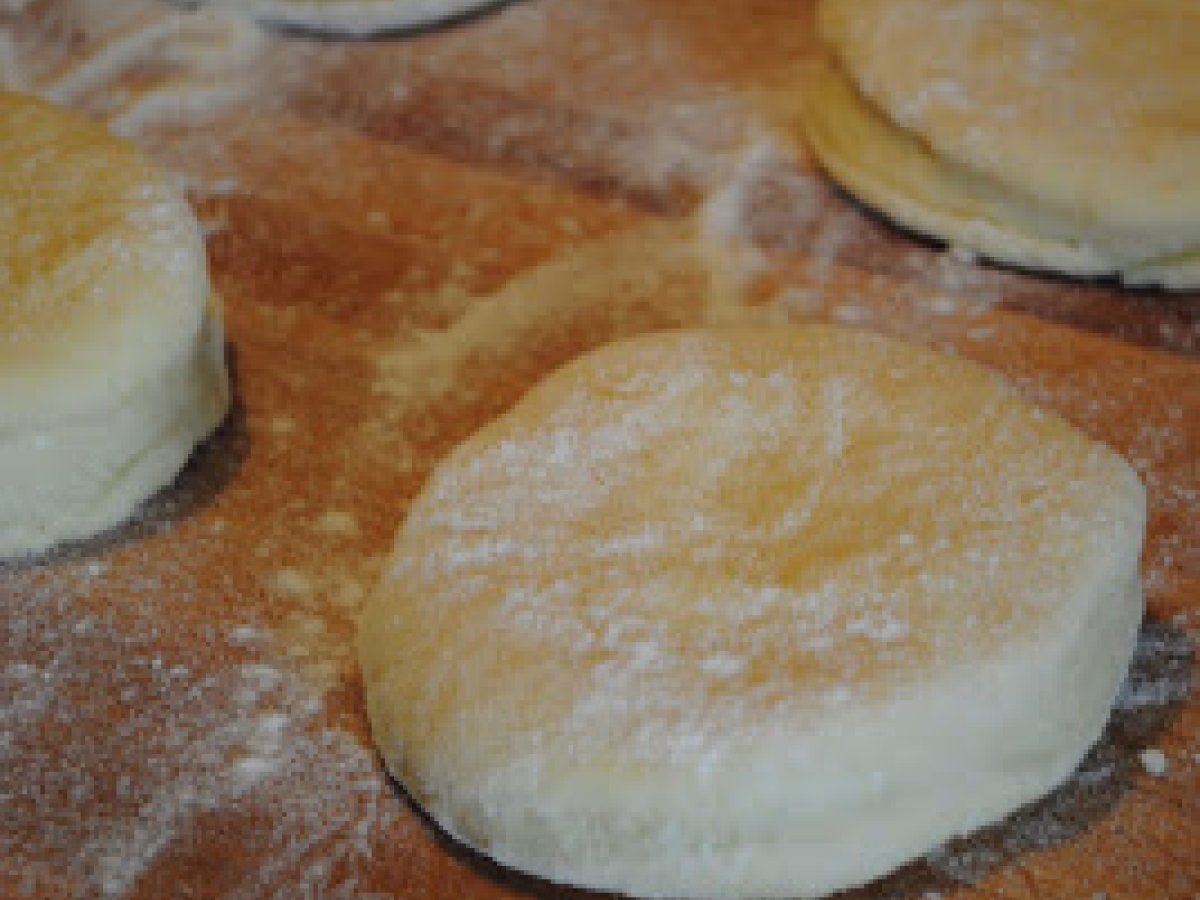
805, 0, 1200, 288
227, 0, 510, 35
0, 91, 229, 557
359, 326, 1145, 898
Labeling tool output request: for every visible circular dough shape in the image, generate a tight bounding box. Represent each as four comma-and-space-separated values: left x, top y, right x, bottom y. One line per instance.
801, 60, 1200, 288
221, 0, 511, 36
359, 325, 1145, 899
809, 0, 1200, 286
0, 91, 229, 557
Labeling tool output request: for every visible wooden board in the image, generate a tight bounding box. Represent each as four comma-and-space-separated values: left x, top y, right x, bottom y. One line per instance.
2, 2, 1197, 898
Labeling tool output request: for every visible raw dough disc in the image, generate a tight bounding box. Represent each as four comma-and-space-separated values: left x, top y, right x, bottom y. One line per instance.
0, 91, 229, 557
359, 325, 1145, 899
801, 60, 1200, 288
805, 0, 1200, 287
219, 0, 511, 35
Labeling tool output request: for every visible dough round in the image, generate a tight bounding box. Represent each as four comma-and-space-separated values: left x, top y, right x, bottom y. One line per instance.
0, 91, 229, 557
359, 326, 1145, 898
805, 0, 1200, 288
228, 0, 511, 35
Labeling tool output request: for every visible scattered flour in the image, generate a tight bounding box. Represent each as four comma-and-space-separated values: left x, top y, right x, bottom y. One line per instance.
1, 0, 263, 133
924, 617, 1193, 886
313, 509, 359, 537
268, 415, 297, 435
1139, 748, 1168, 777
1, 0, 1194, 896
0, 560, 407, 899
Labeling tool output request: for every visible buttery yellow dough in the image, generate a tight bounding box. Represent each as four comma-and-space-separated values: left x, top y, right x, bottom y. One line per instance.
0, 91, 229, 556
359, 325, 1145, 898
805, 0, 1200, 287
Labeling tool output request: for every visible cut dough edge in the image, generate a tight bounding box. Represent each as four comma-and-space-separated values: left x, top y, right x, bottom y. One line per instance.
0, 294, 229, 557
1, 91, 231, 557
800, 60, 1200, 289
359, 326, 1146, 898
814, 0, 1200, 254
374, 571, 1141, 899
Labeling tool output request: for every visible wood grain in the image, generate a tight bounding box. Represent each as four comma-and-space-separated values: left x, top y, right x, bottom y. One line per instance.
2, 2, 1196, 899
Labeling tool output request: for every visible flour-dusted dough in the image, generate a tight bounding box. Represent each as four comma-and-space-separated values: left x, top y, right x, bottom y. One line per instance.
218, 0, 510, 35
0, 92, 229, 557
802, 60, 1200, 289
359, 326, 1145, 899
805, 0, 1200, 288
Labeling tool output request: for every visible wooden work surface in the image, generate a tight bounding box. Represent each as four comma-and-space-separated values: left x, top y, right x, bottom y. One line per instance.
2, 2, 1197, 898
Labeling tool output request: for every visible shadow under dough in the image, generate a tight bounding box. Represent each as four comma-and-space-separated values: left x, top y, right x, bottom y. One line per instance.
377, 616, 1192, 900
0, 344, 250, 572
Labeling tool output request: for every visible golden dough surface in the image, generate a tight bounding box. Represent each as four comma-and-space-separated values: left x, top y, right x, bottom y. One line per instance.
807, 0, 1200, 286
0, 90, 227, 556
0, 2, 1194, 898
0, 90, 210, 424
800, 60, 1200, 287
359, 325, 1145, 898
817, 0, 1200, 256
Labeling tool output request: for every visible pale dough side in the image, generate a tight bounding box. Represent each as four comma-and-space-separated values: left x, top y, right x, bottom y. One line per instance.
0, 91, 229, 556
801, 60, 1199, 287
817, 0, 1200, 264
359, 325, 1145, 898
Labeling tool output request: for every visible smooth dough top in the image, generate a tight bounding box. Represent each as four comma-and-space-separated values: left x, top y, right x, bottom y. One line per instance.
818, 0, 1200, 258
0, 91, 210, 426
359, 325, 1145, 895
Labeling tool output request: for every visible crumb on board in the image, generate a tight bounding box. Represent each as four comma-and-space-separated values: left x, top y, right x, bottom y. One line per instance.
1139, 747, 1169, 777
